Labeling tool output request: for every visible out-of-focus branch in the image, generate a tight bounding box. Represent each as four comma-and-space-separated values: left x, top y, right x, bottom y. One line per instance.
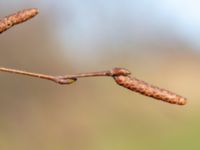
0, 8, 39, 34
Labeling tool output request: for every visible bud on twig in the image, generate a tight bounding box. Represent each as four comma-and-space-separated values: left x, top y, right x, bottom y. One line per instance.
0, 8, 187, 106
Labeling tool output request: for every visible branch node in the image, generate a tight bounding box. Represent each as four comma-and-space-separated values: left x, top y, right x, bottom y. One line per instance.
55, 76, 77, 85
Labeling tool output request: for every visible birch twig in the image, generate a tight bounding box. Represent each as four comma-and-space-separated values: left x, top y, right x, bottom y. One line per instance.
0, 67, 187, 105
0, 8, 187, 105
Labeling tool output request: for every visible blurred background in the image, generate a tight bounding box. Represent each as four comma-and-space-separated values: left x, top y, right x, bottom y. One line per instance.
0, 0, 199, 150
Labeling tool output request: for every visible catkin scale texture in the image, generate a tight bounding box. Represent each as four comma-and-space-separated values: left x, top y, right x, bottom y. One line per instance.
0, 8, 39, 33
114, 75, 187, 105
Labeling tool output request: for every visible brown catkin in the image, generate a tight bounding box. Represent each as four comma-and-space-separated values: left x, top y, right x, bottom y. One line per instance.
114, 75, 187, 105
0, 8, 39, 33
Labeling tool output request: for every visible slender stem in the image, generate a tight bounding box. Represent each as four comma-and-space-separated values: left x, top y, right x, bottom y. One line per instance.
61, 70, 112, 79
0, 67, 76, 84
61, 67, 131, 79
0, 67, 187, 105
0, 67, 55, 81
0, 67, 112, 84
0, 8, 187, 105
0, 67, 131, 84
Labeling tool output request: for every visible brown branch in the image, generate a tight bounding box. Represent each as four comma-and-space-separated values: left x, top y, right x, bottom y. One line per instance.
0, 8, 187, 105
0, 67, 187, 105
0, 8, 39, 34
0, 67, 77, 84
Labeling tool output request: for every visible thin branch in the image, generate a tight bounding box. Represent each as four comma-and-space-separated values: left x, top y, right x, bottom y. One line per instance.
0, 8, 187, 105
0, 67, 77, 84
0, 8, 39, 34
0, 67, 187, 105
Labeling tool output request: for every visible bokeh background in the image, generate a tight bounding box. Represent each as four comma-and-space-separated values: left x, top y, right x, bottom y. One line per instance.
0, 1, 199, 150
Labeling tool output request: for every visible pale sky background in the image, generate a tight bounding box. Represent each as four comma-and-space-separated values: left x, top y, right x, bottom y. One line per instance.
2, 0, 200, 59
46, 0, 200, 50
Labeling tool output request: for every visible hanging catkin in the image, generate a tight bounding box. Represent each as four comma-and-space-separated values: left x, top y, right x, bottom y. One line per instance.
113, 75, 187, 105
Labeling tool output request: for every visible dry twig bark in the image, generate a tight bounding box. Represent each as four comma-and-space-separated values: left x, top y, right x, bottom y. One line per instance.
0, 8, 187, 105
0, 67, 187, 105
